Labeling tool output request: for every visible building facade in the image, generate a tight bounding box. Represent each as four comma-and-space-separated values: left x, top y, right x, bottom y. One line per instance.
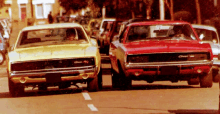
0, 0, 60, 25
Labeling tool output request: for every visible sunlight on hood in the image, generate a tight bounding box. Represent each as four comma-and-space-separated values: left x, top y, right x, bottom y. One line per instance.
9, 44, 98, 62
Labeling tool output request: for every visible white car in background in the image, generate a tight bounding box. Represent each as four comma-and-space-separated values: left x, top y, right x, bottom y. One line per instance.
96, 18, 115, 50
192, 24, 220, 82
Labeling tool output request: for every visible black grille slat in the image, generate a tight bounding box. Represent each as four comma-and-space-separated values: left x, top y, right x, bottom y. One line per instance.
127, 52, 210, 63
11, 58, 95, 71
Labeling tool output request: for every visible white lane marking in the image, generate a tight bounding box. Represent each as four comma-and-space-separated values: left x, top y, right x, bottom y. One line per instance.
87, 104, 98, 111
82, 92, 92, 100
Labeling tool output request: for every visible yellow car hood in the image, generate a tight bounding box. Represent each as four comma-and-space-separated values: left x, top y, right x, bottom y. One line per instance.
9, 44, 98, 62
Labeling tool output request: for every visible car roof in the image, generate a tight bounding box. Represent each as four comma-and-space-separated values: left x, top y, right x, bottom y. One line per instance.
128, 20, 191, 26
121, 18, 152, 25
192, 24, 217, 31
102, 18, 116, 21
22, 23, 82, 31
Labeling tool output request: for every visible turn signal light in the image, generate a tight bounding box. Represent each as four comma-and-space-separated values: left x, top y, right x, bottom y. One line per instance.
197, 69, 202, 73
81, 74, 89, 79
134, 71, 141, 76
20, 77, 26, 83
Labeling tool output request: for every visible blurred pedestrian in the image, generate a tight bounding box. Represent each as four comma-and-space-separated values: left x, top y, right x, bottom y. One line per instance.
48, 11, 54, 24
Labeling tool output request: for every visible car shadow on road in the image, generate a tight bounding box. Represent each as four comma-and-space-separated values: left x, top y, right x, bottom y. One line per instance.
100, 84, 199, 92
168, 109, 218, 114
0, 88, 83, 98
0, 84, 202, 98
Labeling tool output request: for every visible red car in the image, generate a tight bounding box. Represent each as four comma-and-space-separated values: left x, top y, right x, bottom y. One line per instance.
109, 21, 213, 89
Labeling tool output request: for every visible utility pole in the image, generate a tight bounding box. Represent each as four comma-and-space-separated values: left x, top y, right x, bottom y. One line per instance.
159, 0, 165, 20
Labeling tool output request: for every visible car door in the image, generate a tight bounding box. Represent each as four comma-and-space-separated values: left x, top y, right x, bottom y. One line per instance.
109, 26, 127, 73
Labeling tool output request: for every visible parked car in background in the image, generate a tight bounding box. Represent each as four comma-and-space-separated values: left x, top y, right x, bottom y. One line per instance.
118, 18, 151, 36
0, 18, 12, 34
86, 18, 101, 38
96, 18, 115, 51
192, 24, 220, 82
98, 21, 114, 51
105, 20, 123, 55
109, 21, 213, 89
0, 32, 7, 65
0, 19, 10, 40
7, 23, 102, 97
79, 18, 89, 30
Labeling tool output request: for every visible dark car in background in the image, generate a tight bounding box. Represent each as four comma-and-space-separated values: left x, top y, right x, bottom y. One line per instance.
192, 24, 220, 82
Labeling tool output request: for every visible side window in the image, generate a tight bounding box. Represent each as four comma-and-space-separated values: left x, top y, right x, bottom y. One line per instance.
119, 27, 127, 43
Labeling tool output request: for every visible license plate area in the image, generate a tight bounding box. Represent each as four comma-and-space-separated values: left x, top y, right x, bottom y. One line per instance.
45, 73, 61, 83
160, 66, 178, 75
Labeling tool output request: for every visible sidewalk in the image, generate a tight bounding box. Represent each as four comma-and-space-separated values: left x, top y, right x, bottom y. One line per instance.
0, 21, 27, 78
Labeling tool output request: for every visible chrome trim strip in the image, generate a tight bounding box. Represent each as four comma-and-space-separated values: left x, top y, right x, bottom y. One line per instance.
10, 67, 96, 77
126, 51, 210, 55
11, 65, 95, 73
10, 57, 95, 64
125, 61, 212, 69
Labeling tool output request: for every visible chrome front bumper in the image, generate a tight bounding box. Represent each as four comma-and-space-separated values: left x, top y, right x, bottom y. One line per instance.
9, 66, 98, 84
125, 61, 213, 69
124, 61, 213, 76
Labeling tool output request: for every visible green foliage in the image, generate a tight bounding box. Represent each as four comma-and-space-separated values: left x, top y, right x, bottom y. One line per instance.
59, 0, 88, 12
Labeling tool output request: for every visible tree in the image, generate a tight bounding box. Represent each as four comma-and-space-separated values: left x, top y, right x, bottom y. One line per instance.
59, 0, 88, 12
0, 0, 5, 8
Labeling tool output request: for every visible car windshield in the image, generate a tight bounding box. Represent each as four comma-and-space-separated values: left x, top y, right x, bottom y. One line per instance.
126, 24, 197, 42
194, 28, 218, 43
17, 27, 88, 48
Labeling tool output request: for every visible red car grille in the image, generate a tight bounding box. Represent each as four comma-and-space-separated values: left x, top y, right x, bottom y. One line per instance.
127, 52, 210, 63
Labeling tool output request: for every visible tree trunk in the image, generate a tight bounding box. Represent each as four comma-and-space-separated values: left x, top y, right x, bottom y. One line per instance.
195, 0, 201, 24
170, 0, 174, 20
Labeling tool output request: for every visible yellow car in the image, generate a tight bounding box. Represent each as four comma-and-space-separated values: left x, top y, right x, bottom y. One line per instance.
7, 23, 102, 97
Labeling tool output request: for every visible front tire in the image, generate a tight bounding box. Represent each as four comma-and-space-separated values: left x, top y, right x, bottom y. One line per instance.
212, 69, 220, 83
187, 76, 200, 85
200, 70, 213, 88
111, 68, 120, 88
118, 65, 132, 90
87, 69, 102, 92
8, 79, 24, 97
98, 68, 103, 90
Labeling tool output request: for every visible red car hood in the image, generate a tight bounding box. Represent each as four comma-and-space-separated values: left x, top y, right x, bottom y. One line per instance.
122, 40, 212, 55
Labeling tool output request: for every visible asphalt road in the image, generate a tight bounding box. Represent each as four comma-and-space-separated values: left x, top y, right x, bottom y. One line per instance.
0, 54, 218, 114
